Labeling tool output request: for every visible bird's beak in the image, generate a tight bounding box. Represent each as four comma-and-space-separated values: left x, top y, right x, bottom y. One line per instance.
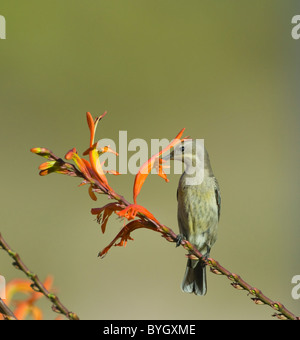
162, 149, 174, 161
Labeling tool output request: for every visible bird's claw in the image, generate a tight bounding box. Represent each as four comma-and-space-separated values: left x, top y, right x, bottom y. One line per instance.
175, 234, 185, 247
201, 249, 211, 266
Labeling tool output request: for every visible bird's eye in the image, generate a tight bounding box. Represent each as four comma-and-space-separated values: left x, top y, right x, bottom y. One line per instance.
181, 146, 185, 152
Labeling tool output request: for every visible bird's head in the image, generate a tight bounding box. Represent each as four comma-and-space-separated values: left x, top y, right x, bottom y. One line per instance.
164, 139, 202, 163
163, 139, 213, 180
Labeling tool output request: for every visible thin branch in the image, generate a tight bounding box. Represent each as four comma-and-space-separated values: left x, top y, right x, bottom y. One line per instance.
0, 233, 79, 320
159, 225, 299, 320
0, 298, 17, 320
87, 165, 296, 319
101, 189, 300, 320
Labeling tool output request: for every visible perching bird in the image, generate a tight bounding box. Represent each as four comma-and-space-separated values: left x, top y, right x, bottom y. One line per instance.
165, 140, 221, 296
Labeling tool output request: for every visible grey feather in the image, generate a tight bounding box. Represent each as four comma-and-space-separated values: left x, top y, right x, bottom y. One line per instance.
181, 259, 207, 296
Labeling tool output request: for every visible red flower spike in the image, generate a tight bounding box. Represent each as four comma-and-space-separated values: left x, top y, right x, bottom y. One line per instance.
133, 128, 185, 204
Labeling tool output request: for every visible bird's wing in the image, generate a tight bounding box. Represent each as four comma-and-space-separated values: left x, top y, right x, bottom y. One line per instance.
214, 178, 221, 221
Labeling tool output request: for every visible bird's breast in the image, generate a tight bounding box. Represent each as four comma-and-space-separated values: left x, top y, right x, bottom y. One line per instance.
177, 176, 219, 250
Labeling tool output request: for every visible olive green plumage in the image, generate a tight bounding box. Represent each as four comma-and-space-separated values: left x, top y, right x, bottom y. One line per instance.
166, 140, 221, 295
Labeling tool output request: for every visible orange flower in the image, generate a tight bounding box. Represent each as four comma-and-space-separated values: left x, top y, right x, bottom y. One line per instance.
133, 128, 185, 204
65, 147, 102, 200
30, 147, 55, 160
91, 202, 123, 233
30, 114, 186, 260
31, 112, 119, 201
65, 148, 93, 181
5, 276, 53, 320
83, 144, 118, 157
116, 204, 160, 224
85, 112, 111, 190
94, 203, 162, 257
92, 127, 187, 257
98, 220, 157, 258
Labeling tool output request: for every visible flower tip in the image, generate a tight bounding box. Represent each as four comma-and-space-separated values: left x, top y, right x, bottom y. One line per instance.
30, 147, 40, 153
39, 161, 55, 170
98, 249, 108, 259
65, 148, 77, 160
30, 147, 51, 155
39, 169, 50, 176
91, 208, 101, 215
99, 111, 108, 119
86, 112, 94, 130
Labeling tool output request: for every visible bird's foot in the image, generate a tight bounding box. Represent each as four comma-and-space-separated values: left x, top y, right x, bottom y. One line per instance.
175, 234, 185, 247
200, 257, 207, 267
201, 249, 211, 266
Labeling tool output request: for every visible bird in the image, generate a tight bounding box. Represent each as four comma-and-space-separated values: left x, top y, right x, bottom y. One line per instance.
164, 139, 221, 295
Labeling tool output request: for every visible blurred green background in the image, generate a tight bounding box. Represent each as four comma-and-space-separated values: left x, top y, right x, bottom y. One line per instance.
0, 0, 299, 320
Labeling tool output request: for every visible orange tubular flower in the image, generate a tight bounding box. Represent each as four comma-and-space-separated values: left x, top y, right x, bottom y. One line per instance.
93, 127, 186, 257
5, 276, 53, 320
65, 148, 93, 181
30, 113, 186, 259
65, 147, 101, 200
85, 112, 111, 190
116, 204, 160, 224
98, 220, 157, 258
91, 202, 123, 233
133, 128, 185, 204
30, 147, 55, 160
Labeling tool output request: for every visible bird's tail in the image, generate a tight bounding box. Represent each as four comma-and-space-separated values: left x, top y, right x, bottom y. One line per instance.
181, 259, 207, 296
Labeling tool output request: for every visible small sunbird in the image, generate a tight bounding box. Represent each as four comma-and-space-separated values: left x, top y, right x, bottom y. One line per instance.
164, 140, 221, 295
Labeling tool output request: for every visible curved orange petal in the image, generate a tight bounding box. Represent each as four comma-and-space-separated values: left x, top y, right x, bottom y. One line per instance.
89, 148, 110, 188
14, 302, 31, 320
91, 202, 122, 233
116, 204, 160, 224
5, 279, 32, 305
85, 112, 110, 189
98, 219, 158, 258
89, 185, 97, 201
65, 148, 93, 181
133, 128, 185, 204
98, 220, 142, 258
38, 161, 56, 170
86, 112, 95, 148
31, 306, 43, 320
